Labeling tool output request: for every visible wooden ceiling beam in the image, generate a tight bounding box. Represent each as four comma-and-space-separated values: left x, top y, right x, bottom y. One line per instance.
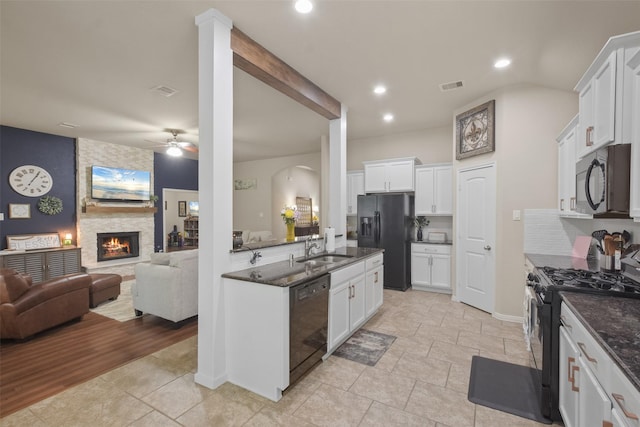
230, 27, 341, 120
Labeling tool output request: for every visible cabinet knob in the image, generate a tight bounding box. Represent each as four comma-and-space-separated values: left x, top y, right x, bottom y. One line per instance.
484, 245, 491, 251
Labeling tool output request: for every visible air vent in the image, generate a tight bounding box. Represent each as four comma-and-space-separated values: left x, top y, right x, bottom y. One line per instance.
151, 85, 178, 97
439, 80, 464, 92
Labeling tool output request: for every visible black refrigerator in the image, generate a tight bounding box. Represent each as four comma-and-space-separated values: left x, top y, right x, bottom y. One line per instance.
357, 193, 413, 291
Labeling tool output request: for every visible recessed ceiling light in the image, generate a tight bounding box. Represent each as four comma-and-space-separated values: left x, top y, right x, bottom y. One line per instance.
58, 122, 79, 129
494, 58, 511, 69
383, 113, 394, 122
294, 0, 313, 14
373, 85, 387, 95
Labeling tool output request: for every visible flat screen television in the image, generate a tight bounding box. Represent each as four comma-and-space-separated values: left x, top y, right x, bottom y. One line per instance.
91, 165, 151, 201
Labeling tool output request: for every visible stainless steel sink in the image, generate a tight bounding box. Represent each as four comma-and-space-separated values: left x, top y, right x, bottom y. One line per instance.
297, 254, 354, 264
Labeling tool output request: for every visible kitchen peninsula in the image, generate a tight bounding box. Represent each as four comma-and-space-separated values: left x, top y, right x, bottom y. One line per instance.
222, 246, 384, 401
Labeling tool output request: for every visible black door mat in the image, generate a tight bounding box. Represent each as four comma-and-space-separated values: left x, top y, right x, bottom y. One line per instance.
468, 355, 552, 424
332, 329, 396, 366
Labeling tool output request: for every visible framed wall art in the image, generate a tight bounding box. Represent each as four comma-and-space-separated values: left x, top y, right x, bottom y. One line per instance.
7, 233, 61, 250
178, 200, 187, 217
455, 99, 495, 160
8, 203, 31, 219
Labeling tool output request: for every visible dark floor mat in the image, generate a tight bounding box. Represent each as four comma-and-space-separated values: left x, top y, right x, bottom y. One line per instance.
332, 329, 396, 366
468, 355, 552, 424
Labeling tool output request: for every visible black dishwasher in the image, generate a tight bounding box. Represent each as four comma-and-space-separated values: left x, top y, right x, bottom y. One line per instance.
289, 274, 329, 385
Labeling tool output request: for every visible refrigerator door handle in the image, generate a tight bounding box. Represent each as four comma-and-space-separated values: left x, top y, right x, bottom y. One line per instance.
374, 211, 381, 244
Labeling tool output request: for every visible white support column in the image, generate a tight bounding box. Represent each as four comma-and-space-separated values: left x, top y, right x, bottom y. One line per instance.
194, 9, 233, 389
329, 104, 348, 236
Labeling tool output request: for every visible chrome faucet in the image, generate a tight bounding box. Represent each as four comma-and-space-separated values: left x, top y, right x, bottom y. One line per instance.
305, 237, 320, 258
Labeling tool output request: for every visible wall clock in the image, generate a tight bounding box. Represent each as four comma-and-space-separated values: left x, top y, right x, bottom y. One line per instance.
9, 165, 53, 197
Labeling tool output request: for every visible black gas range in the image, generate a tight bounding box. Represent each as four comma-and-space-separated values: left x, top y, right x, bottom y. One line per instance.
526, 250, 640, 421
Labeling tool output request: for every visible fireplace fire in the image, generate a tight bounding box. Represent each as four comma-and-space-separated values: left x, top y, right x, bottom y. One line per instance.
97, 232, 140, 262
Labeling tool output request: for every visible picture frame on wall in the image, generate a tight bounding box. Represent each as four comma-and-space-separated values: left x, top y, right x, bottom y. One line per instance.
455, 99, 495, 160
178, 201, 187, 217
8, 203, 31, 219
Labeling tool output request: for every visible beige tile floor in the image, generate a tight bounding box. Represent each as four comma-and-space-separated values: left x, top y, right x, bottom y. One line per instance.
2, 289, 556, 426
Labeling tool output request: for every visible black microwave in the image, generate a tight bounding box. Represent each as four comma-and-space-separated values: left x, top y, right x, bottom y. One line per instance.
575, 144, 631, 217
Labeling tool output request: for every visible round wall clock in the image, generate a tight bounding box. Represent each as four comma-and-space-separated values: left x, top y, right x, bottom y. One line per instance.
9, 165, 53, 197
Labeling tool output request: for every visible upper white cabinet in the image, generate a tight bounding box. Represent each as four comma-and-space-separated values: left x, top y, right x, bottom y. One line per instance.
415, 164, 452, 216
575, 32, 640, 159
346, 170, 364, 216
628, 49, 640, 221
363, 157, 418, 193
556, 116, 591, 218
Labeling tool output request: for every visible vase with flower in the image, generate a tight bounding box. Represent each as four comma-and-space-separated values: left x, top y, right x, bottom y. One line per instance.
413, 216, 430, 241
281, 206, 299, 241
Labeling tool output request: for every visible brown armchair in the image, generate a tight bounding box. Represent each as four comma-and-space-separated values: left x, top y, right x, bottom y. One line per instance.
0, 268, 92, 340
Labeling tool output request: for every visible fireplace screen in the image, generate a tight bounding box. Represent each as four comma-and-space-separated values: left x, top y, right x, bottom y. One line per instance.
97, 232, 140, 262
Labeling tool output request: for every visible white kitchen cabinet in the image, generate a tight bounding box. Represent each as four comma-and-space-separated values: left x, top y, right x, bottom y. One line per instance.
328, 261, 366, 352
610, 356, 640, 427
556, 116, 592, 219
410, 243, 451, 293
575, 33, 640, 159
415, 164, 452, 216
347, 170, 364, 215
628, 49, 640, 221
559, 326, 580, 427
365, 253, 383, 318
363, 157, 418, 193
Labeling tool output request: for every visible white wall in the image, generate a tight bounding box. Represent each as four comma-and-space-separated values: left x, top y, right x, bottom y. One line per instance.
233, 152, 321, 234
347, 125, 452, 170
452, 83, 578, 318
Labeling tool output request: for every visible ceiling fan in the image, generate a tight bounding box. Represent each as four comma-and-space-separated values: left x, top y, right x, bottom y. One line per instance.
146, 129, 198, 157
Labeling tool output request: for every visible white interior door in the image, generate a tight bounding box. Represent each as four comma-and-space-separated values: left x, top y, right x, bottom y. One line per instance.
456, 163, 496, 313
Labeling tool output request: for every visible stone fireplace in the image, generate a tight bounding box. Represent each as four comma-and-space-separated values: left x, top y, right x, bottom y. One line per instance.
97, 231, 140, 262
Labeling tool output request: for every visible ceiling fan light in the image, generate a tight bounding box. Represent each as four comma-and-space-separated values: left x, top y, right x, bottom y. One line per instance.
166, 146, 182, 157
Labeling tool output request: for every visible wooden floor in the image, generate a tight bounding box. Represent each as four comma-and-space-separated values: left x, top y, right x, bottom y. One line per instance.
0, 312, 197, 418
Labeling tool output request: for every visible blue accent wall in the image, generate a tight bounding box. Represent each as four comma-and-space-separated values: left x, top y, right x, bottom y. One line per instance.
0, 126, 77, 250
153, 153, 198, 250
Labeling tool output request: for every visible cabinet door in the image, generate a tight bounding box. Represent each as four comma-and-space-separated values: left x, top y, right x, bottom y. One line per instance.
329, 282, 351, 351
559, 326, 580, 427
4, 253, 46, 283
430, 254, 451, 290
433, 166, 452, 215
46, 251, 67, 279
364, 163, 388, 193
365, 265, 383, 318
578, 81, 595, 159
630, 55, 640, 220
593, 51, 617, 147
386, 160, 414, 192
347, 172, 364, 215
410, 251, 430, 286
349, 274, 366, 331
558, 138, 569, 212
415, 167, 435, 215
578, 354, 612, 427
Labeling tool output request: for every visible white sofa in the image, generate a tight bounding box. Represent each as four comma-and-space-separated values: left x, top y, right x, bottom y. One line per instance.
132, 249, 198, 323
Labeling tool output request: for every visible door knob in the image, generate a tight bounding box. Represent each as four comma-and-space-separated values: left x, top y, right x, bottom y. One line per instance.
484, 245, 491, 251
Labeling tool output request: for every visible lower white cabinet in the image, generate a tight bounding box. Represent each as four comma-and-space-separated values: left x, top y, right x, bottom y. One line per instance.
365, 254, 383, 318
559, 302, 640, 427
328, 254, 383, 353
410, 243, 451, 293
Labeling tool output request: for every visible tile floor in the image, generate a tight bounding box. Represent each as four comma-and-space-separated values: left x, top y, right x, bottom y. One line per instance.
1, 289, 555, 426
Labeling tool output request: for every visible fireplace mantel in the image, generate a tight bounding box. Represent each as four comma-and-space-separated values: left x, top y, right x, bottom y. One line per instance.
83, 206, 157, 214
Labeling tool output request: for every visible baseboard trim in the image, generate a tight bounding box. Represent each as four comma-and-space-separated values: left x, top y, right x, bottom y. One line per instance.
492, 312, 523, 323
194, 371, 227, 390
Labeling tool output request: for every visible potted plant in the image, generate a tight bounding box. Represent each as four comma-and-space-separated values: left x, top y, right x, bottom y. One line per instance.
413, 216, 430, 241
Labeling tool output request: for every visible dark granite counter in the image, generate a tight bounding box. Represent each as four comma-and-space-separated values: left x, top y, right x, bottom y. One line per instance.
411, 240, 453, 245
560, 292, 640, 392
222, 246, 383, 287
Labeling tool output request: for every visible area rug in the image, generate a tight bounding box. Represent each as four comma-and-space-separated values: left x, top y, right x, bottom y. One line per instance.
468, 355, 551, 424
90, 280, 140, 322
333, 329, 396, 366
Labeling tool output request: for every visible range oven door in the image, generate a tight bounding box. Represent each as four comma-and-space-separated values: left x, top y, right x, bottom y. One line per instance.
527, 287, 544, 373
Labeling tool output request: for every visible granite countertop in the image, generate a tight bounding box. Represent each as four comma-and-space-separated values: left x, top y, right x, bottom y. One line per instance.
411, 240, 453, 245
222, 246, 383, 287
560, 292, 640, 392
